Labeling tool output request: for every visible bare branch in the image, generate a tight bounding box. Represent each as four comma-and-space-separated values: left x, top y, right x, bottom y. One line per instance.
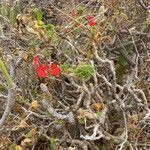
138, 0, 150, 10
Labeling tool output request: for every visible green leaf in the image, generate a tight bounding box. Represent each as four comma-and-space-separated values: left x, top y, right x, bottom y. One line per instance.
33, 8, 43, 21
78, 117, 85, 125
0, 58, 14, 87
74, 64, 94, 81
76, 6, 84, 15
9, 9, 16, 25
117, 54, 126, 66
0, 82, 6, 92
37, 9, 43, 21
37, 20, 44, 27
9, 143, 16, 150
45, 23, 55, 31
45, 23, 55, 38
45, 112, 52, 118
116, 56, 126, 83
0, 5, 8, 16
96, 111, 102, 118
24, 131, 33, 139
49, 138, 58, 150
60, 63, 71, 72
45, 30, 54, 37
124, 44, 133, 53
90, 26, 97, 33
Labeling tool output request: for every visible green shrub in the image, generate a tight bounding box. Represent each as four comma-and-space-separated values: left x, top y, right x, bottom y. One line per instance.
74, 64, 94, 81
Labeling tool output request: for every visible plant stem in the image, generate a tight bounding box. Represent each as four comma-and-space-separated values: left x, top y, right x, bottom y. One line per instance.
0, 58, 14, 87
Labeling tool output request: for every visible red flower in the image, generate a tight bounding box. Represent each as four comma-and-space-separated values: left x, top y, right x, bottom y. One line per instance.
86, 15, 96, 26
49, 63, 57, 70
33, 55, 39, 67
36, 64, 47, 78
33, 55, 61, 78
49, 63, 61, 76
88, 21, 96, 26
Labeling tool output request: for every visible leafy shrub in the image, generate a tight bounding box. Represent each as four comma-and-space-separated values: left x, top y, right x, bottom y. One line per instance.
74, 64, 94, 81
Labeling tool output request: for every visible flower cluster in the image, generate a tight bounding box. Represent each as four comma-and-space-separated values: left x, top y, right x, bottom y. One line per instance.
86, 15, 96, 27
33, 55, 61, 78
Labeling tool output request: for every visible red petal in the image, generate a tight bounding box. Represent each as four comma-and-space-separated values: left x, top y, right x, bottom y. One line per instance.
36, 64, 47, 78
88, 21, 96, 26
49, 67, 61, 76
49, 63, 57, 70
